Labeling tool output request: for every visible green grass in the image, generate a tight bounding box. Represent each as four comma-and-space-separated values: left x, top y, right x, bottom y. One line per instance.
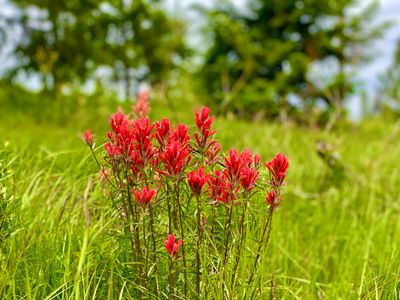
0, 92, 400, 299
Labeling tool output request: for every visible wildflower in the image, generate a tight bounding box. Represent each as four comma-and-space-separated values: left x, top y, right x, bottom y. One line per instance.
158, 140, 191, 178
170, 124, 190, 146
265, 153, 289, 187
133, 89, 150, 119
164, 234, 183, 258
110, 112, 128, 133
205, 141, 221, 166
133, 186, 156, 208
253, 153, 261, 169
194, 106, 217, 151
208, 170, 236, 204
155, 118, 171, 150
266, 190, 276, 206
223, 149, 244, 187
132, 118, 155, 168
84, 130, 94, 147
187, 167, 208, 195
266, 190, 282, 207
240, 166, 259, 192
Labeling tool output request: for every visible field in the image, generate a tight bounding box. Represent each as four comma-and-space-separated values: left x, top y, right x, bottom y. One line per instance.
1, 93, 400, 299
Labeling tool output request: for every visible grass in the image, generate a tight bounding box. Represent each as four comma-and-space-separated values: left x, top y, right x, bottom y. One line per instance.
0, 92, 400, 299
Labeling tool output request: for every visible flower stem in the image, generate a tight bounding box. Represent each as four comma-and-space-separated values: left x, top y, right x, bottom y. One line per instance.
196, 194, 202, 296
174, 181, 188, 295
222, 204, 234, 283
247, 204, 274, 286
149, 205, 159, 297
231, 195, 249, 286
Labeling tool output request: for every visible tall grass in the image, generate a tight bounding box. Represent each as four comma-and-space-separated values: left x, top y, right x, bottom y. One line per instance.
0, 93, 399, 298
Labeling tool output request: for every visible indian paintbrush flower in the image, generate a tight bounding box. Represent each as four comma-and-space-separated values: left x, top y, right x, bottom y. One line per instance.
84, 130, 94, 148
187, 166, 208, 195
265, 152, 289, 187
133, 186, 156, 208
164, 234, 183, 258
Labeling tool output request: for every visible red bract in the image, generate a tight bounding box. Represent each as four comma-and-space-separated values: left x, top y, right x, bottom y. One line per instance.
253, 153, 261, 169
194, 106, 217, 151
265, 153, 289, 187
133, 186, 155, 208
266, 190, 281, 207
187, 167, 208, 195
170, 124, 190, 146
133, 90, 150, 119
110, 112, 129, 133
155, 118, 171, 150
223, 149, 242, 186
158, 141, 191, 178
132, 118, 155, 168
208, 170, 236, 204
205, 142, 221, 166
105, 113, 134, 159
84, 130, 94, 147
164, 234, 183, 258
240, 166, 259, 192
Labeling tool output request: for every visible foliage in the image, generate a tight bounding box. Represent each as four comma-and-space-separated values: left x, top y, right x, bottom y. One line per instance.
0, 94, 399, 298
5, 0, 186, 96
201, 0, 387, 120
377, 39, 400, 114
0, 146, 17, 247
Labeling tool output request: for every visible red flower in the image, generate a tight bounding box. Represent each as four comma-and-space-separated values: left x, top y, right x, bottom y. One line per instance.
158, 141, 191, 178
155, 118, 171, 150
240, 166, 259, 192
170, 124, 190, 146
187, 167, 208, 195
133, 90, 150, 119
205, 142, 221, 166
266, 190, 281, 207
132, 118, 155, 168
133, 186, 156, 208
265, 153, 289, 187
266, 190, 276, 206
164, 234, 183, 258
194, 106, 217, 151
208, 170, 236, 204
223, 149, 242, 186
84, 130, 94, 147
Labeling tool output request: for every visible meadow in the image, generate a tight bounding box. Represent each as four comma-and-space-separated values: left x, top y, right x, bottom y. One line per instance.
0, 91, 400, 299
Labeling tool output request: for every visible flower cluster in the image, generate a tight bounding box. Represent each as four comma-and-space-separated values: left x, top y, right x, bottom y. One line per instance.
85, 103, 289, 298
265, 153, 289, 207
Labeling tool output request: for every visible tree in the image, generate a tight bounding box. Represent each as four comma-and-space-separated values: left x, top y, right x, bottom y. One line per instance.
3, 0, 186, 97
377, 39, 400, 113
201, 0, 387, 121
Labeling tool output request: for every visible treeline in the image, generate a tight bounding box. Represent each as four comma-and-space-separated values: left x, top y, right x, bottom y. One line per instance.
0, 0, 398, 122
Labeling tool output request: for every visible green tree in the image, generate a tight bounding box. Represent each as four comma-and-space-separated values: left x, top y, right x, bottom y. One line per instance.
377, 39, 400, 113
5, 0, 186, 97
201, 0, 387, 121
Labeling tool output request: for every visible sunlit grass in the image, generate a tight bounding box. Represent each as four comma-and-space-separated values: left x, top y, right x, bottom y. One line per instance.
0, 96, 399, 298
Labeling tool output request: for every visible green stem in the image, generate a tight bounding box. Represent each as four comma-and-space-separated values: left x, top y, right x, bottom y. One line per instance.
175, 181, 188, 295
247, 205, 274, 286
142, 214, 149, 295
149, 205, 159, 297
231, 195, 249, 285
222, 204, 234, 282
196, 193, 202, 296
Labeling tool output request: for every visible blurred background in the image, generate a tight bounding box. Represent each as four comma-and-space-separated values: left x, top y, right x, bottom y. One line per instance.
0, 0, 400, 126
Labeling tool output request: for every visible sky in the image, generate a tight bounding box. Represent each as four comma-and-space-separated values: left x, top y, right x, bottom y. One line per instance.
1, 0, 400, 117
